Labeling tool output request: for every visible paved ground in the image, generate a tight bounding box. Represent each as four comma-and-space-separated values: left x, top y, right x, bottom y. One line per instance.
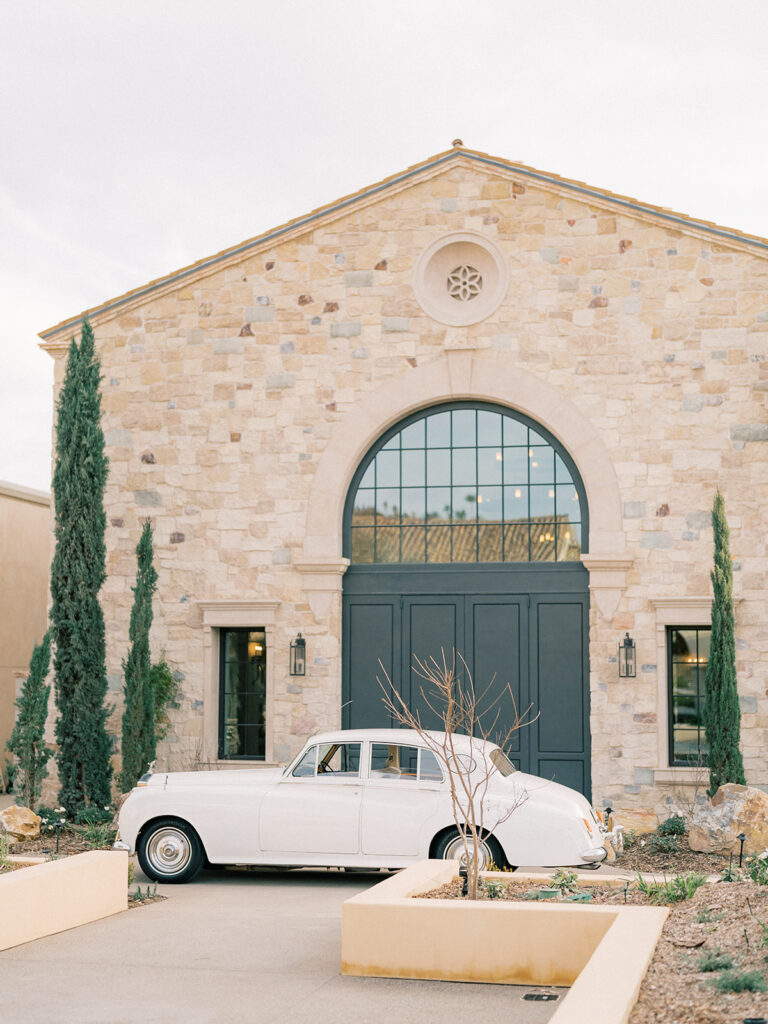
1, 864, 566, 1024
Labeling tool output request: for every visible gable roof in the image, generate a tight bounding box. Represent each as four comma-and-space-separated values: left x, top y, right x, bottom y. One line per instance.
39, 144, 768, 349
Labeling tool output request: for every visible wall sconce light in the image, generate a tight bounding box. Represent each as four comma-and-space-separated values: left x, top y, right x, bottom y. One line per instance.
290, 633, 306, 676
618, 632, 636, 678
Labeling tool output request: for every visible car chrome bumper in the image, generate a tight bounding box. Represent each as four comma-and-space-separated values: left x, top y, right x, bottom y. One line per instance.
113, 839, 130, 852
580, 846, 607, 863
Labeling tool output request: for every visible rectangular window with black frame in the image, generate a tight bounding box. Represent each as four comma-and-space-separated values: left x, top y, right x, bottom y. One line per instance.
668, 626, 711, 767
219, 628, 266, 759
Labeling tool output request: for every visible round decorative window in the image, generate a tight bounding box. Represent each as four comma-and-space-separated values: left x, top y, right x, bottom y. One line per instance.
413, 231, 509, 326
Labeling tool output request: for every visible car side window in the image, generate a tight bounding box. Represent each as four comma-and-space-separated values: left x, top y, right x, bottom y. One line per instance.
292, 745, 318, 777
317, 742, 361, 777
369, 743, 419, 780
418, 748, 443, 783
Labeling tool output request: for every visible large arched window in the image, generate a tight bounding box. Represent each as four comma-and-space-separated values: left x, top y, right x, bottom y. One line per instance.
344, 402, 588, 564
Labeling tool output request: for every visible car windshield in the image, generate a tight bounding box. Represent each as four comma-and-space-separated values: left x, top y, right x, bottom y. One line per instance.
489, 747, 516, 776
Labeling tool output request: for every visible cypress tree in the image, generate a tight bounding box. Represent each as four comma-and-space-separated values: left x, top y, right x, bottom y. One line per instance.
120, 520, 158, 791
703, 490, 746, 796
7, 632, 53, 812
50, 320, 113, 817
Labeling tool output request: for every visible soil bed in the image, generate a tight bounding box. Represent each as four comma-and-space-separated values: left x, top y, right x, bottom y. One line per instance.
8, 828, 115, 858
614, 834, 729, 876
419, 877, 768, 1023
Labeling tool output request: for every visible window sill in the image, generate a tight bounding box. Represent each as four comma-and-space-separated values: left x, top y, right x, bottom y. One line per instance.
652, 767, 708, 785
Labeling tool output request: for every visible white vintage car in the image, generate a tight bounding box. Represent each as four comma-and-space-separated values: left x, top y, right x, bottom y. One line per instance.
115, 729, 610, 883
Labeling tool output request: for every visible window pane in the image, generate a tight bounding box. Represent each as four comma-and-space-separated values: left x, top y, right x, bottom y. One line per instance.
375, 489, 400, 525
478, 524, 503, 561
353, 489, 376, 526
556, 484, 580, 522
504, 523, 529, 562
426, 526, 451, 563
224, 662, 243, 692
401, 526, 426, 563
401, 420, 425, 449
452, 448, 476, 485
452, 524, 477, 562
225, 631, 244, 660
376, 450, 400, 487
375, 528, 400, 563
477, 410, 502, 447
401, 488, 425, 523
426, 487, 451, 524
318, 742, 361, 776
504, 485, 528, 521
557, 522, 581, 560
531, 524, 556, 561
359, 461, 375, 489
351, 527, 374, 562
530, 485, 555, 518
426, 411, 450, 447
452, 409, 476, 447
402, 449, 425, 487
503, 417, 527, 446
529, 447, 555, 484
427, 448, 451, 486
453, 487, 476, 521
293, 746, 318, 777
671, 629, 697, 662
669, 626, 711, 766
502, 447, 528, 484
478, 447, 503, 485
477, 487, 502, 522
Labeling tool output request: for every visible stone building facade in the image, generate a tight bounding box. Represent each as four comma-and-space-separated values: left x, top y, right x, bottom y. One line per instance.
40, 146, 768, 813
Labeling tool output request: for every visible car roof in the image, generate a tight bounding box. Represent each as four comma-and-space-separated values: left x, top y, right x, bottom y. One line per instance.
303, 728, 495, 752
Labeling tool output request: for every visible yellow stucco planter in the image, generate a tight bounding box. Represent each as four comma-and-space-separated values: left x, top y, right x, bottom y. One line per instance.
342, 861, 668, 1024
0, 850, 128, 951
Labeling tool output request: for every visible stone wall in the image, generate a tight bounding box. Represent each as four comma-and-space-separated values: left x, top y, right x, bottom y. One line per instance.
43, 157, 768, 812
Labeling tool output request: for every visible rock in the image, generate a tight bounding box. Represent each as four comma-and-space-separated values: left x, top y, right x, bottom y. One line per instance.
613, 808, 659, 835
0, 805, 41, 841
688, 784, 768, 854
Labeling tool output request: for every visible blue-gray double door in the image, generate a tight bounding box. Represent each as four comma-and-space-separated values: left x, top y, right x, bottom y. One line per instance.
342, 564, 591, 798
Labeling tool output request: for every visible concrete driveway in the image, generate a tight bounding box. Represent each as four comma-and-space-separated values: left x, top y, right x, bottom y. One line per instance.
1, 864, 565, 1024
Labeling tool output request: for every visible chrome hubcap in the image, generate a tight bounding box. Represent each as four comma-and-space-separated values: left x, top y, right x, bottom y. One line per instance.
146, 827, 191, 875
443, 835, 492, 869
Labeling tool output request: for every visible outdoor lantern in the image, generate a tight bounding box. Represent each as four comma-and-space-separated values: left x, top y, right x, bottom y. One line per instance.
290, 633, 306, 676
618, 632, 636, 678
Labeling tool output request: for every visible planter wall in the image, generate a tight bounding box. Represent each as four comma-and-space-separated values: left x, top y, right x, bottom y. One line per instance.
342, 861, 668, 1024
0, 850, 127, 951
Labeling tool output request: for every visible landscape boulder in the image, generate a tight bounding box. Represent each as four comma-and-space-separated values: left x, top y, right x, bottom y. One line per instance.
0, 805, 41, 842
688, 783, 768, 854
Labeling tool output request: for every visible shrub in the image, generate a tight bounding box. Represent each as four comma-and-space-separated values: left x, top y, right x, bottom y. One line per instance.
37, 806, 67, 833
636, 872, 707, 905
150, 659, 180, 742
551, 869, 579, 895
747, 851, 768, 886
482, 878, 506, 899
719, 862, 743, 882
713, 969, 767, 993
7, 632, 52, 812
697, 949, 734, 972
658, 814, 687, 836
648, 834, 679, 855
74, 805, 112, 826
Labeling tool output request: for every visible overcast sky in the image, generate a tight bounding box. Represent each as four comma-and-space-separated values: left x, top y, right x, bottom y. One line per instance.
2, 1, 768, 492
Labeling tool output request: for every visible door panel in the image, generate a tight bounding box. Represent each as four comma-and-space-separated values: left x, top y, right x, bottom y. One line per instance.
343, 565, 591, 798
402, 598, 462, 732
260, 780, 361, 854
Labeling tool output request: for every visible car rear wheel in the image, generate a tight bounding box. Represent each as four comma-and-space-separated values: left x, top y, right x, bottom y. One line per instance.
435, 828, 511, 871
138, 818, 204, 884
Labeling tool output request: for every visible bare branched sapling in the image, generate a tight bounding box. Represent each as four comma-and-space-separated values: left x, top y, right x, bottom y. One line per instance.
378, 649, 536, 899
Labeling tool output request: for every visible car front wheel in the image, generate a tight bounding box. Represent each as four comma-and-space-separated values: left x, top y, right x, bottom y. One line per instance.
434, 828, 509, 871
138, 818, 205, 884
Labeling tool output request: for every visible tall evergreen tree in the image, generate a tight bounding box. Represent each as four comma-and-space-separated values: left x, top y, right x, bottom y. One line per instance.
120, 520, 158, 791
50, 320, 113, 816
703, 490, 746, 796
7, 632, 52, 812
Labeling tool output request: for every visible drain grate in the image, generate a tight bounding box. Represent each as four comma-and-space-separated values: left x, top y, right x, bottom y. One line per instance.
522, 992, 559, 1001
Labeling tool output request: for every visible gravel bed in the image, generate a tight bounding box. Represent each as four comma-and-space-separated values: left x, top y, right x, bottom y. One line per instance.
418, 877, 768, 1022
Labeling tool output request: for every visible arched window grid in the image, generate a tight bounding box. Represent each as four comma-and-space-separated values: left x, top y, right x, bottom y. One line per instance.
343, 403, 588, 565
